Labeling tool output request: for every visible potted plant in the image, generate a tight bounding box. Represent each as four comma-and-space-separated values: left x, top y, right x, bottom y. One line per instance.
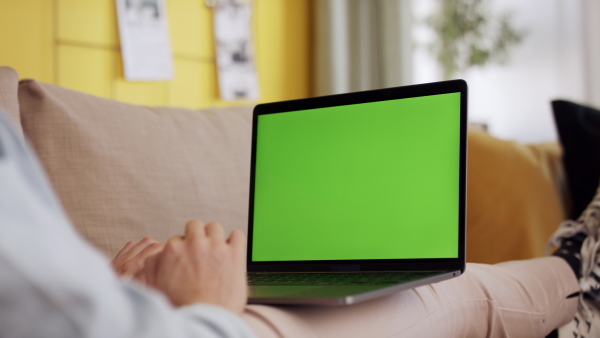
427, 0, 526, 79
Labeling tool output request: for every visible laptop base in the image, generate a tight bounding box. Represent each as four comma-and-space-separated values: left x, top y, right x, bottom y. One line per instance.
248, 270, 461, 306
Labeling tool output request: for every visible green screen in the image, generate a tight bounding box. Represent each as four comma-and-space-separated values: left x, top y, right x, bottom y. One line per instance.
252, 93, 461, 261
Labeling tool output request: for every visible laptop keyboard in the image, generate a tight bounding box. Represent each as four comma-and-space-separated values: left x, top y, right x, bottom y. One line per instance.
247, 272, 437, 286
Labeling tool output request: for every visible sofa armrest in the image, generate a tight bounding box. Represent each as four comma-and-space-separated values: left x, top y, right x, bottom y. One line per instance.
0, 67, 22, 136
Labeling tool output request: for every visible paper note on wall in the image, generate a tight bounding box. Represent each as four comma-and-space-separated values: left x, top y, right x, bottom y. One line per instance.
214, 0, 260, 101
116, 0, 174, 81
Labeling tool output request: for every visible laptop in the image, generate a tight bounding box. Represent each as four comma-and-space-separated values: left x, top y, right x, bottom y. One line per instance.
246, 79, 468, 306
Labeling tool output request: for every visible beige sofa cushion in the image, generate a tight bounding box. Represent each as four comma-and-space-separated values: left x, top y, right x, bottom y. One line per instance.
467, 130, 566, 264
16, 76, 567, 265
0, 67, 22, 135
18, 79, 252, 257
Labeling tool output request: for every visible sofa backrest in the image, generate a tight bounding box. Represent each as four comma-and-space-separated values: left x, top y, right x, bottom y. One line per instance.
17, 77, 253, 257
0, 66, 568, 264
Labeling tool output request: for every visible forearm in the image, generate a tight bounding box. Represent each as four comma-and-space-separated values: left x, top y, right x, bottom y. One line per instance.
0, 253, 254, 338
105, 281, 255, 338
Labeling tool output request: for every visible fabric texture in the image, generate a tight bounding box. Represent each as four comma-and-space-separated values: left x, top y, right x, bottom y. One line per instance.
18, 79, 253, 257
552, 100, 600, 219
0, 67, 22, 136
467, 129, 567, 263
0, 113, 255, 338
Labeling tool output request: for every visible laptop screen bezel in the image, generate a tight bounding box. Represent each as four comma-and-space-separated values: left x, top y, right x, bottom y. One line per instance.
247, 80, 468, 273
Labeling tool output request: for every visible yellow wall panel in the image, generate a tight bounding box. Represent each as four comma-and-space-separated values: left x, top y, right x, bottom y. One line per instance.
57, 45, 114, 98
167, 59, 213, 108
0, 0, 54, 82
113, 80, 168, 106
168, 0, 214, 59
2, 0, 312, 108
255, 0, 312, 103
57, 0, 119, 47
114, 52, 168, 106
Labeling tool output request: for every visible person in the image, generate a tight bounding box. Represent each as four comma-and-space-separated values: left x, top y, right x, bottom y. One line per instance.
0, 110, 598, 337
0, 114, 253, 338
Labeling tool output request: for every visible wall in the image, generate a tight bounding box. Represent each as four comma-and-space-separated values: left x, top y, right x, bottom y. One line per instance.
0, 0, 312, 108
412, 0, 593, 143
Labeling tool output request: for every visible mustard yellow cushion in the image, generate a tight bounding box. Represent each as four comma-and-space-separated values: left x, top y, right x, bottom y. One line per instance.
467, 130, 566, 264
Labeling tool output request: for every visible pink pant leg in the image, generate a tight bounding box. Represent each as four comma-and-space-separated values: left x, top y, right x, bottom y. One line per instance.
242, 256, 579, 337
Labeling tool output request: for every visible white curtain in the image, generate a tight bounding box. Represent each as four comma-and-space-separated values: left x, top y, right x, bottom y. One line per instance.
313, 0, 413, 96
313, 0, 600, 109
584, 0, 600, 108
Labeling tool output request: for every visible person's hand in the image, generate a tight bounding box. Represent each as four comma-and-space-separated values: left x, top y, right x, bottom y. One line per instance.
112, 237, 164, 283
142, 220, 248, 314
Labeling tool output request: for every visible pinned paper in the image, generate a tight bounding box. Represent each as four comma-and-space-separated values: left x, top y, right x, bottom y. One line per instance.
214, 0, 260, 101
116, 0, 174, 81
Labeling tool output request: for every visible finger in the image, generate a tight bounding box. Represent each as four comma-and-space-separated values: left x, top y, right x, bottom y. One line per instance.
117, 243, 161, 276
158, 237, 185, 274
129, 244, 162, 283
164, 235, 185, 256
227, 229, 247, 258
137, 242, 164, 261
112, 241, 139, 267
142, 253, 159, 286
204, 222, 225, 241
114, 241, 137, 259
122, 237, 159, 261
184, 219, 205, 240
117, 262, 139, 277
227, 229, 246, 247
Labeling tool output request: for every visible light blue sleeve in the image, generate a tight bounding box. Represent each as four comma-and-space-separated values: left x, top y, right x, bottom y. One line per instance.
0, 113, 255, 338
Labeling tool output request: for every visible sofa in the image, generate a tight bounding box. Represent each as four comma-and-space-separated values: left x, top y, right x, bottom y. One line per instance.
0, 65, 582, 335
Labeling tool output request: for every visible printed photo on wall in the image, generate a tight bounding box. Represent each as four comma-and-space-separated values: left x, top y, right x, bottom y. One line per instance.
116, 0, 174, 81
214, 0, 260, 101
